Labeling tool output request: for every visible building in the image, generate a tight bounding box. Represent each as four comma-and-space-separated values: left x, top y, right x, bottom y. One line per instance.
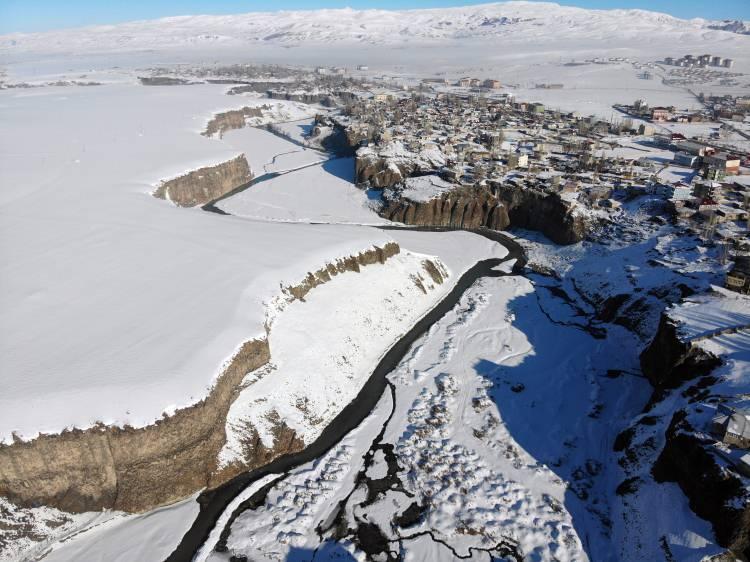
726, 256, 750, 294
483, 79, 502, 89
664, 57, 675, 65
357, 65, 369, 71
723, 58, 734, 68
651, 107, 671, 121
704, 153, 741, 176
711, 406, 750, 448
457, 77, 473, 88
673, 152, 698, 167
656, 182, 692, 200
680, 141, 714, 157
711, 56, 723, 67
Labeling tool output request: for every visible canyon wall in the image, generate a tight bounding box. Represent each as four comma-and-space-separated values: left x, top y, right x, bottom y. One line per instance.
153, 155, 252, 207
356, 154, 417, 188
203, 106, 268, 138
653, 412, 750, 559
0, 339, 270, 514
642, 309, 749, 559
357, 152, 587, 245
380, 190, 509, 231
640, 315, 722, 390
489, 183, 588, 245
0, 244, 403, 514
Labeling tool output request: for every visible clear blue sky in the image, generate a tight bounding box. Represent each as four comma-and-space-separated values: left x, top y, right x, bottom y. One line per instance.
1, 0, 748, 34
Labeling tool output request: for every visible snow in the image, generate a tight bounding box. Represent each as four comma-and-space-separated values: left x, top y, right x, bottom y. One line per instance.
216, 157, 385, 224
39, 495, 199, 562
1, 2, 746, 55
399, 175, 456, 203
220, 231, 507, 464
0, 82, 397, 443
667, 286, 750, 341
221, 122, 326, 176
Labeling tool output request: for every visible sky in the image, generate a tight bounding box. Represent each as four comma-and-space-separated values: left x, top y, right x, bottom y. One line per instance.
0, 0, 748, 34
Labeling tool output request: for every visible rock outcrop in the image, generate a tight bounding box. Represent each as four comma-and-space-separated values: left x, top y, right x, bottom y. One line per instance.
0, 244, 405, 515
356, 155, 415, 188
380, 188, 509, 231
653, 412, 750, 559
203, 106, 268, 138
0, 339, 270, 514
355, 148, 444, 189
153, 155, 253, 207
640, 314, 722, 390
489, 182, 588, 245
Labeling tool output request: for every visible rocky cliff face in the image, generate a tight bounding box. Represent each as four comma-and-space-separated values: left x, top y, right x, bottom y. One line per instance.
0, 244, 404, 515
380, 189, 509, 231
203, 106, 268, 138
0, 339, 270, 514
489, 182, 588, 245
653, 412, 750, 559
355, 150, 443, 189
640, 315, 722, 390
153, 155, 253, 207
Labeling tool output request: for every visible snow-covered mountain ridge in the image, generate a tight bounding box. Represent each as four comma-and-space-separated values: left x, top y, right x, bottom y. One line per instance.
0, 1, 744, 54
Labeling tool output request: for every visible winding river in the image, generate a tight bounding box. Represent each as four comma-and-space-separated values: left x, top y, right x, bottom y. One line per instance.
165, 221, 526, 561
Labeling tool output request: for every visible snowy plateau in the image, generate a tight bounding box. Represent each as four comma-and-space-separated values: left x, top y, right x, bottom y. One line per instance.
0, 2, 749, 562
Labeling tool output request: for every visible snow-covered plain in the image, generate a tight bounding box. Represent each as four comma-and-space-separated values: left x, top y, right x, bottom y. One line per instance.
216, 157, 384, 224
220, 231, 507, 467
1, 2, 748, 560
0, 82, 402, 443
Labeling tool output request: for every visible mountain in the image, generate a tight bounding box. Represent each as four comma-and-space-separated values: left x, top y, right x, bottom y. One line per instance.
0, 1, 743, 55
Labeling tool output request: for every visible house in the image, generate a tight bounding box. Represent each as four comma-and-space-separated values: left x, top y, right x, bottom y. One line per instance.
673, 152, 698, 167
656, 182, 692, 200
726, 256, 750, 294
704, 153, 741, 176
711, 406, 750, 448
680, 141, 714, 157
651, 107, 671, 121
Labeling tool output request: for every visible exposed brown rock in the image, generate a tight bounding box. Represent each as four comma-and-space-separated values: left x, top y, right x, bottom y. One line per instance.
0, 243, 409, 515
380, 188, 510, 232
640, 314, 722, 390
653, 412, 750, 559
489, 182, 588, 245
283, 243, 401, 302
152, 155, 252, 207
0, 339, 269, 514
203, 106, 269, 138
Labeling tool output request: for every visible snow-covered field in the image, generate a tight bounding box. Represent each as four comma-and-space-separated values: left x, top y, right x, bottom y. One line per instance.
0, 82, 402, 443
216, 157, 384, 224
1, 2, 749, 560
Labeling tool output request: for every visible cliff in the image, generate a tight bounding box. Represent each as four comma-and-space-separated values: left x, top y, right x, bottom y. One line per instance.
489, 182, 588, 245
355, 146, 444, 189
640, 314, 722, 390
203, 106, 268, 138
0, 244, 403, 514
152, 155, 253, 207
380, 188, 509, 231
0, 338, 271, 514
653, 412, 750, 559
